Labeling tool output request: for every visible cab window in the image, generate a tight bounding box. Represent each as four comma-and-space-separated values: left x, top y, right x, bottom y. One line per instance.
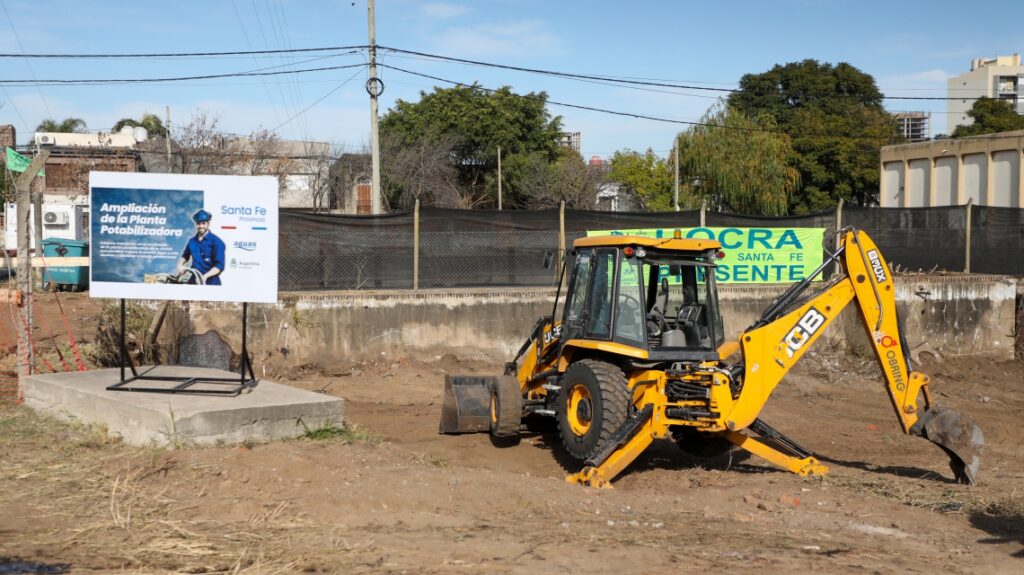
583, 249, 616, 339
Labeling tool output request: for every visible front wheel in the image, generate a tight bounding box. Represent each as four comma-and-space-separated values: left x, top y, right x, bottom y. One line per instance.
557, 359, 631, 461
489, 375, 522, 437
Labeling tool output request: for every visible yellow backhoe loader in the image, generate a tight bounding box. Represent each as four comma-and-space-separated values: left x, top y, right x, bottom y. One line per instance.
440, 229, 983, 487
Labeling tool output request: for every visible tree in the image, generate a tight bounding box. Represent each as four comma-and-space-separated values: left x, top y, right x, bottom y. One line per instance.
951, 97, 1024, 137
729, 60, 900, 212
381, 130, 467, 209
112, 113, 168, 138
380, 84, 563, 206
499, 147, 597, 209
35, 117, 87, 133
606, 148, 673, 211
676, 101, 799, 215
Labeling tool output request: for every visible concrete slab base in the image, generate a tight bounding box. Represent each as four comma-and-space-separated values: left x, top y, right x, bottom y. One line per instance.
23, 366, 344, 447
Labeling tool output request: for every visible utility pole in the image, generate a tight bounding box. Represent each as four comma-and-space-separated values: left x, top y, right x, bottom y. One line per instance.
31, 184, 43, 287
673, 144, 680, 212
165, 106, 173, 172
15, 150, 49, 388
497, 145, 502, 210
367, 0, 383, 214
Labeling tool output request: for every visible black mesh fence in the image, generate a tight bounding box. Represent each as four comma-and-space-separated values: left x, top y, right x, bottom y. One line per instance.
280, 210, 414, 290
278, 205, 1022, 291
971, 207, 1024, 276
843, 206, 967, 272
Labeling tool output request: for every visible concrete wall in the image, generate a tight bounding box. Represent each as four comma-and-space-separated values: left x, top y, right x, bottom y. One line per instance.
879, 131, 1024, 207
169, 276, 1019, 372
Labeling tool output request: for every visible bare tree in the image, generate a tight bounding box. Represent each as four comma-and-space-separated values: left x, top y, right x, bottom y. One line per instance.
381, 131, 474, 209
303, 141, 341, 213
174, 111, 234, 175
510, 148, 597, 209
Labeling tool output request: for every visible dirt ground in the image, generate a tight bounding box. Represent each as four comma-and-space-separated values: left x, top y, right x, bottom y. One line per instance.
1, 292, 1023, 574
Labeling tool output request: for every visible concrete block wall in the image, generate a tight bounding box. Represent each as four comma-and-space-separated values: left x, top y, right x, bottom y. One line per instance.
171, 276, 1018, 372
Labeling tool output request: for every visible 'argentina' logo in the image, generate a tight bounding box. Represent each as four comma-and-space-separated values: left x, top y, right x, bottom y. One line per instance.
233, 241, 257, 252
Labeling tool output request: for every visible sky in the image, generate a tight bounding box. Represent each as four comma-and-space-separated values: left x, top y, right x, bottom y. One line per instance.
0, 0, 1021, 160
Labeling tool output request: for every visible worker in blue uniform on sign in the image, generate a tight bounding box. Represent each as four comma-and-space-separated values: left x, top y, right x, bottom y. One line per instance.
177, 209, 226, 285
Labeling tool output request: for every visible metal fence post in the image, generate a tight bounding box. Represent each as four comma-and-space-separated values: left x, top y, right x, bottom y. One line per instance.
833, 199, 844, 278
964, 199, 972, 273
700, 199, 706, 227
414, 198, 420, 290
835, 199, 844, 248
558, 201, 566, 282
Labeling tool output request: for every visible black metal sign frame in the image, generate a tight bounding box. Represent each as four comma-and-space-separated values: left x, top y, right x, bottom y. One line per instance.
106, 299, 258, 396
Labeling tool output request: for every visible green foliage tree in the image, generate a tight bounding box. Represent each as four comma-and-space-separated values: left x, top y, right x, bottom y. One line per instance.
728, 60, 899, 212
380, 84, 563, 206
112, 113, 168, 137
676, 102, 799, 215
35, 117, 87, 133
606, 148, 673, 211
951, 97, 1024, 137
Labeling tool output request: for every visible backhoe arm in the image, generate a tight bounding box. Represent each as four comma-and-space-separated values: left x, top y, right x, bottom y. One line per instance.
727, 230, 982, 484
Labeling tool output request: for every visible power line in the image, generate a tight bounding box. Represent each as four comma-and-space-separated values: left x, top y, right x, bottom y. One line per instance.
0, 0, 52, 119
0, 63, 366, 86
379, 45, 738, 95
377, 46, 980, 102
0, 40, 998, 102
270, 68, 363, 132
0, 45, 368, 58
379, 63, 1024, 143
380, 63, 791, 135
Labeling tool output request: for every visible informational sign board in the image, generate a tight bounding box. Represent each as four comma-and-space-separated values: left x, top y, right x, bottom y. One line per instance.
588, 227, 825, 284
89, 172, 278, 303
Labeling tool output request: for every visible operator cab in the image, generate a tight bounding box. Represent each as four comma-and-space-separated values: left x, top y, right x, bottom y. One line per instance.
561, 235, 725, 361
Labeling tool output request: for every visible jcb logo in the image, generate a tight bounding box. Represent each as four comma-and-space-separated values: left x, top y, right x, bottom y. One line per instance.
867, 249, 888, 283
783, 307, 826, 358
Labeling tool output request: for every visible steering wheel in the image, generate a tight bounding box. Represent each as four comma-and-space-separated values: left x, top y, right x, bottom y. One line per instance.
618, 293, 641, 315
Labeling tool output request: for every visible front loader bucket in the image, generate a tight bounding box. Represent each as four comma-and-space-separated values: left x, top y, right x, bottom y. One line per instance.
915, 407, 984, 485
439, 375, 496, 434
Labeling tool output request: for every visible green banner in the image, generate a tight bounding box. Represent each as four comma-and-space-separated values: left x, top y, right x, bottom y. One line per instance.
587, 227, 825, 284
4, 147, 44, 175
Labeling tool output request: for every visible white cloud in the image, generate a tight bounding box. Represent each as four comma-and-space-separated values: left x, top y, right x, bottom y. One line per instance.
434, 20, 562, 59
420, 3, 470, 20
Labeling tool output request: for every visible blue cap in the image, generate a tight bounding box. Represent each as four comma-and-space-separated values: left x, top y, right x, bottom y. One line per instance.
192, 209, 212, 223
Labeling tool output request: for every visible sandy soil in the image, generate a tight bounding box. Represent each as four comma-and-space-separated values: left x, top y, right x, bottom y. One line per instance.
1, 293, 1022, 574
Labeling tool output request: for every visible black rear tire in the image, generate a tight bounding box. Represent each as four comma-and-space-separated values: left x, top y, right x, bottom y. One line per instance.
489, 375, 522, 437
556, 359, 630, 461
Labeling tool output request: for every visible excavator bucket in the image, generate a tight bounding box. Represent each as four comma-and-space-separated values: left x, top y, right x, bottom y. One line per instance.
439, 375, 495, 433
917, 407, 984, 485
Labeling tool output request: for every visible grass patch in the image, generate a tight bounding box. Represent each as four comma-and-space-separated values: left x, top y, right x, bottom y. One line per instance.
297, 419, 379, 444
822, 474, 1024, 517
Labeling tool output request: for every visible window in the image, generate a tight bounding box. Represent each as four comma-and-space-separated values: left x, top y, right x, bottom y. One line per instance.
583, 249, 616, 340
614, 254, 645, 347
562, 250, 593, 342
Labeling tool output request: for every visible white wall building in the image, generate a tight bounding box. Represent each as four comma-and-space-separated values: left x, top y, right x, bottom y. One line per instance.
879, 131, 1024, 208
947, 54, 1024, 132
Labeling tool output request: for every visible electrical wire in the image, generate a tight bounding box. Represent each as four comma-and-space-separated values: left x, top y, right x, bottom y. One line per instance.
0, 63, 366, 86
0, 45, 368, 58
270, 68, 363, 132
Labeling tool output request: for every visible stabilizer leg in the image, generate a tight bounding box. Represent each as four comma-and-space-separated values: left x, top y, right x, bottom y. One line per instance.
568, 405, 654, 488
727, 418, 829, 476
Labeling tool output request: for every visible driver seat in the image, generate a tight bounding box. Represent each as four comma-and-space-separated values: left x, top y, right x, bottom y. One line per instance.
647, 277, 670, 333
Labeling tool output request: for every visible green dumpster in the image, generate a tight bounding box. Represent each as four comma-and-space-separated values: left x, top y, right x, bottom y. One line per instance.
42, 239, 89, 292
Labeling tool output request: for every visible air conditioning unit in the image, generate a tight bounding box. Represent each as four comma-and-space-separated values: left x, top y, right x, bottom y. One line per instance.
43, 209, 69, 226
35, 133, 54, 146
